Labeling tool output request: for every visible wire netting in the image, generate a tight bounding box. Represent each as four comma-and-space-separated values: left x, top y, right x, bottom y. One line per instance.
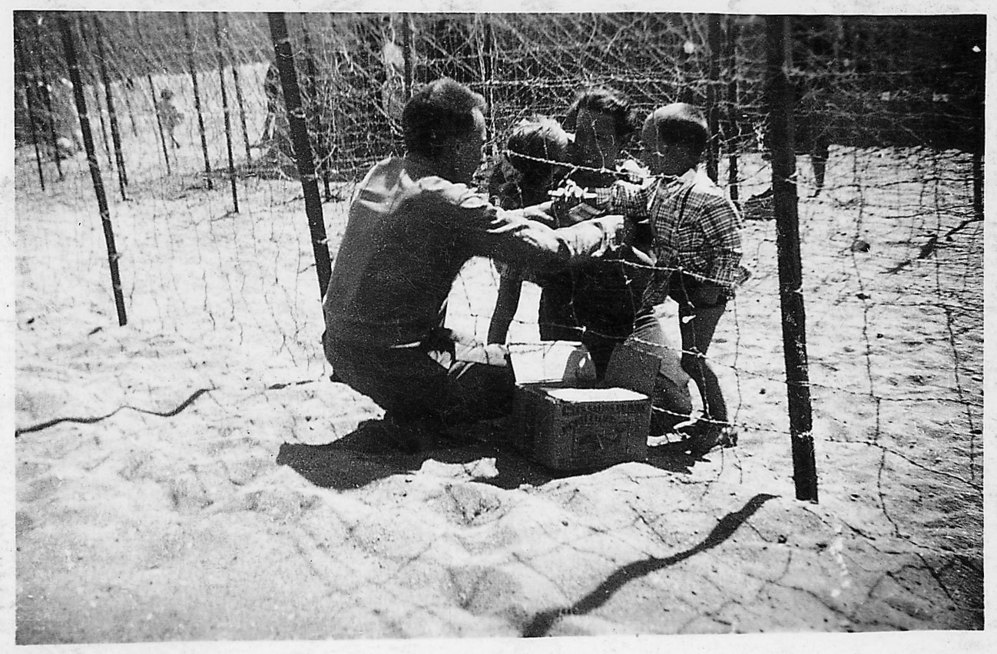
14, 11, 985, 622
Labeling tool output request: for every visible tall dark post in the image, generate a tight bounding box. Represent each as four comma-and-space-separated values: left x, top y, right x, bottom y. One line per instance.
766, 16, 817, 502
77, 17, 113, 168
402, 13, 413, 99
214, 12, 239, 213
133, 15, 171, 175
121, 80, 140, 137
706, 14, 722, 183
300, 16, 331, 200
268, 12, 332, 299
183, 11, 214, 189
226, 14, 253, 164
31, 14, 64, 180
92, 14, 128, 200
60, 14, 127, 327
725, 16, 740, 203
15, 21, 46, 191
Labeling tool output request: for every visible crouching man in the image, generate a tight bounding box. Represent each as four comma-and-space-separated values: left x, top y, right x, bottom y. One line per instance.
322, 78, 624, 446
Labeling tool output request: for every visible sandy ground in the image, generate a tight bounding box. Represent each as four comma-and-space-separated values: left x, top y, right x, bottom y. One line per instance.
10, 101, 989, 649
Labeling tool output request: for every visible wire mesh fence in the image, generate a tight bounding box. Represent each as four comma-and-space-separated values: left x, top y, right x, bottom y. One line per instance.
14, 10, 984, 616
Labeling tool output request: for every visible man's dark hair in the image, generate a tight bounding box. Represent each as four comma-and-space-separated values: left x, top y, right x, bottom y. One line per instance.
563, 86, 637, 140
402, 78, 487, 157
647, 103, 710, 159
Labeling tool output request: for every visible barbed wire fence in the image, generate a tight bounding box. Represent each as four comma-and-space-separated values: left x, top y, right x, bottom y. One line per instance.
14, 10, 983, 544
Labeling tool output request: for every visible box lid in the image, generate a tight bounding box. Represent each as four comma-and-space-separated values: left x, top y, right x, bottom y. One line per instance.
509, 341, 597, 385
541, 386, 648, 402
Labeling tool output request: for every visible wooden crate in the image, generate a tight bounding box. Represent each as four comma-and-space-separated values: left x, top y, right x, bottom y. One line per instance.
514, 384, 650, 471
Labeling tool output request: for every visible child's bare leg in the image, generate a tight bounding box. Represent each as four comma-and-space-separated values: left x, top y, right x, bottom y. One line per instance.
678, 301, 729, 452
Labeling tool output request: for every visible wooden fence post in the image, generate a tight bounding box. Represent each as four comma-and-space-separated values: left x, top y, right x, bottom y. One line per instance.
214, 12, 239, 213
765, 15, 818, 502
31, 13, 65, 181
60, 13, 127, 326
225, 14, 253, 164
300, 17, 332, 201
92, 14, 129, 200
15, 21, 46, 191
77, 17, 113, 169
725, 15, 740, 203
706, 14, 722, 183
183, 11, 214, 189
268, 12, 332, 298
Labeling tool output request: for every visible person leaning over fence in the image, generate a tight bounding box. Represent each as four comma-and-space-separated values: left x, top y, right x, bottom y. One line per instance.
321, 78, 626, 450
486, 116, 572, 344
591, 103, 745, 455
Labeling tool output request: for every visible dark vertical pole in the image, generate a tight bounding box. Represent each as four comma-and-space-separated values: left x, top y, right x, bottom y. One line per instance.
134, 15, 171, 175
706, 14, 722, 183
183, 11, 214, 189
402, 13, 413, 99
60, 14, 127, 327
122, 80, 140, 137
268, 12, 332, 298
300, 17, 331, 201
15, 21, 46, 191
31, 13, 64, 180
214, 13, 239, 213
226, 14, 253, 163
725, 16, 740, 203
78, 17, 113, 169
766, 16, 816, 502
92, 14, 128, 200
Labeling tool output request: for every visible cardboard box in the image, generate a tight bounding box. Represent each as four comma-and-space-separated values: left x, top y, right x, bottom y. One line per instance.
509, 341, 655, 471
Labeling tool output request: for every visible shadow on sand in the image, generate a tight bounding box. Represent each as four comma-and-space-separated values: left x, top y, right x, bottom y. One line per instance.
278, 418, 721, 491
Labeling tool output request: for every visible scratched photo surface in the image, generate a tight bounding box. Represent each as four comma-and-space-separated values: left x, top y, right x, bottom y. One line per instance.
12, 10, 984, 645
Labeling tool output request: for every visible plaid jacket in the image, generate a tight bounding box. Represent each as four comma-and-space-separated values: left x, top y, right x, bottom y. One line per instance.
597, 167, 743, 292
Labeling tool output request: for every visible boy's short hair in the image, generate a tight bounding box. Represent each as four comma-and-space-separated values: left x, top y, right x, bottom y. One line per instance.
505, 116, 570, 180
645, 103, 710, 159
563, 86, 637, 140
402, 78, 487, 158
